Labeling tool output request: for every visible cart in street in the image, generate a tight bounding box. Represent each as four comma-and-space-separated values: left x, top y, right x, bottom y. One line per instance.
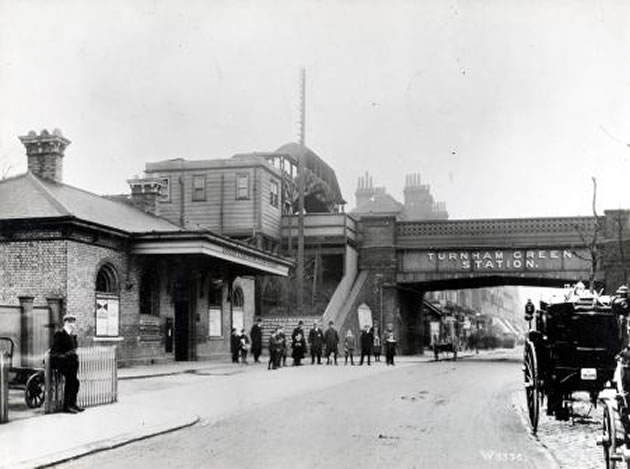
0, 336, 45, 408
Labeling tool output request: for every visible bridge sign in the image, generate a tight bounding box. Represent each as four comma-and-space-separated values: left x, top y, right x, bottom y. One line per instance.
403, 249, 588, 272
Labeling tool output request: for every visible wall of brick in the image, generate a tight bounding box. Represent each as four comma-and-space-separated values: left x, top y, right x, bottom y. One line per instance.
259, 315, 321, 355
65, 241, 130, 346
337, 269, 400, 352
0, 240, 66, 306
0, 234, 292, 365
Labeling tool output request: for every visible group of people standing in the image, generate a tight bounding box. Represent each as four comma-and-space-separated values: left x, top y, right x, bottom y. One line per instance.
342, 324, 397, 366
231, 317, 398, 369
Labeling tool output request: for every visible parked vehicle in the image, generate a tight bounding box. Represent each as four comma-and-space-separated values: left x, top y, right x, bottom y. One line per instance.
0, 337, 45, 408
523, 285, 625, 434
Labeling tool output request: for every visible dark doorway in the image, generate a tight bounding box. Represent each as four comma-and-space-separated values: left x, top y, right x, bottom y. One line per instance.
174, 300, 190, 361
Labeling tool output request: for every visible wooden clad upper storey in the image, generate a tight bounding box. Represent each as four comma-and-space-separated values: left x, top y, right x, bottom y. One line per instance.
144, 155, 285, 243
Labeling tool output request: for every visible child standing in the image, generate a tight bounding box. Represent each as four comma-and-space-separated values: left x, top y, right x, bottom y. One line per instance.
239, 329, 250, 364
373, 326, 382, 362
384, 326, 397, 366
344, 329, 356, 366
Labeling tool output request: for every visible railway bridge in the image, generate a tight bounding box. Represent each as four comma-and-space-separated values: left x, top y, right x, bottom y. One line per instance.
345, 211, 630, 354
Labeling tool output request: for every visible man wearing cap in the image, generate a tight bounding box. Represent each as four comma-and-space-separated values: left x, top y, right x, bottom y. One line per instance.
50, 314, 84, 414
308, 321, 324, 365
250, 317, 263, 363
324, 321, 339, 365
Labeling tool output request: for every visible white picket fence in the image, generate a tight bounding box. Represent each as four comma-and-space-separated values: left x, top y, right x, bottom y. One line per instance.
77, 346, 118, 408
45, 346, 117, 413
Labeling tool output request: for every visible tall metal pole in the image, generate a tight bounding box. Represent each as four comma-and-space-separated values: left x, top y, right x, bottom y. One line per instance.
296, 68, 306, 314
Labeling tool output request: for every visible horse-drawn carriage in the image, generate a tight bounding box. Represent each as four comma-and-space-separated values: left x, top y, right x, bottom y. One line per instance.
598, 286, 630, 468
523, 285, 625, 434
432, 315, 460, 361
0, 336, 46, 408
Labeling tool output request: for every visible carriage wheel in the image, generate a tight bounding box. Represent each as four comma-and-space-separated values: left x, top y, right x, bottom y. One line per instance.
602, 401, 618, 469
523, 340, 540, 433
25, 371, 45, 408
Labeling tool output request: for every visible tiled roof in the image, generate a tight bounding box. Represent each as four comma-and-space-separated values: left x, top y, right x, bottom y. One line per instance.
0, 172, 181, 234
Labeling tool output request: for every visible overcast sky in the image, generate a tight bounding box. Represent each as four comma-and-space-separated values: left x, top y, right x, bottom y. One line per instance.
1, 0, 629, 219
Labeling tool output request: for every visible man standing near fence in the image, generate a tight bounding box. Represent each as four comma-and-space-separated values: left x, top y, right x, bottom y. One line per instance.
50, 314, 84, 414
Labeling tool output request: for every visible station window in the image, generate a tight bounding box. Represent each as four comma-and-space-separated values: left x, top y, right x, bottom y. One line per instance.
95, 263, 120, 337
192, 174, 206, 201
236, 174, 249, 200
270, 180, 279, 207
160, 177, 171, 202
96, 263, 119, 294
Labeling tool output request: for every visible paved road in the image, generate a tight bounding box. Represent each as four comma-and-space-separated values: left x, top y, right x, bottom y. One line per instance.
58, 353, 555, 469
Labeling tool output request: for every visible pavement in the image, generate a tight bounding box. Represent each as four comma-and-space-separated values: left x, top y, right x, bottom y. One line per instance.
0, 349, 490, 469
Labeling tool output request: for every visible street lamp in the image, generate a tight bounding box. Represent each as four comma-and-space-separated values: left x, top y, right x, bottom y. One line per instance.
375, 273, 384, 332
475, 312, 481, 354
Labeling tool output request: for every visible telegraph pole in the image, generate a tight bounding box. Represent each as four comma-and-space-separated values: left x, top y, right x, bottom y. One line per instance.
296, 67, 306, 314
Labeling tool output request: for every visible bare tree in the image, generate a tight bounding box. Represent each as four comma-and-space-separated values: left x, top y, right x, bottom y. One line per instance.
572, 177, 604, 291
1, 163, 12, 179
0, 152, 14, 179
614, 210, 628, 285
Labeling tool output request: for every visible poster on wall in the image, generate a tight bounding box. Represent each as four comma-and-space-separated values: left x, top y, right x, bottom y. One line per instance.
357, 304, 373, 329
208, 307, 222, 337
95, 296, 119, 337
232, 309, 244, 332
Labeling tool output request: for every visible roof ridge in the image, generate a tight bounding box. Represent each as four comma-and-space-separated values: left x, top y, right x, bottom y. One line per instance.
0, 172, 30, 184
26, 172, 72, 216
34, 175, 183, 227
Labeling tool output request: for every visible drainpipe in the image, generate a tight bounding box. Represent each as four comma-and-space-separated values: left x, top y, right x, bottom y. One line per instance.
179, 175, 185, 228
18, 296, 34, 368
219, 174, 225, 235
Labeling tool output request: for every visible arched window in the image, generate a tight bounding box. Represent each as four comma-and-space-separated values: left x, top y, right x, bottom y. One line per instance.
232, 287, 244, 308
357, 303, 373, 329
231, 286, 244, 332
96, 263, 119, 294
95, 263, 120, 337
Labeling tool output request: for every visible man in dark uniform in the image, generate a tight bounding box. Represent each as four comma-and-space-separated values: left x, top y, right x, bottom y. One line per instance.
250, 317, 263, 363
359, 325, 373, 366
291, 320, 306, 366
50, 313, 84, 414
308, 321, 324, 365
230, 328, 240, 363
324, 321, 339, 365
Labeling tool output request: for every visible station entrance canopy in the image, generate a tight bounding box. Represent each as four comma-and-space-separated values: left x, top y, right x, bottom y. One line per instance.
132, 231, 293, 277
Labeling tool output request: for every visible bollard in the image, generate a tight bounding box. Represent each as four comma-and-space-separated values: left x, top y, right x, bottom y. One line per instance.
44, 351, 64, 414
0, 351, 8, 423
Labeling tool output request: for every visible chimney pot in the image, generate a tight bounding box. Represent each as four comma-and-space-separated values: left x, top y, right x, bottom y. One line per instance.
127, 177, 164, 215
19, 128, 71, 182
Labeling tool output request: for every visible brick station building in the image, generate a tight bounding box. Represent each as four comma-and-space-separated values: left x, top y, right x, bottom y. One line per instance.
0, 129, 292, 367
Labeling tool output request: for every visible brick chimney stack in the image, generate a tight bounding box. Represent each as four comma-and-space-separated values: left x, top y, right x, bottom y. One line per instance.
19, 129, 71, 182
355, 171, 374, 208
127, 177, 164, 215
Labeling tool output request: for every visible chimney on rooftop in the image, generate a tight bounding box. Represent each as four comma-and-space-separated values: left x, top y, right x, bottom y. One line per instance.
355, 171, 374, 207
19, 129, 71, 182
127, 177, 164, 216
